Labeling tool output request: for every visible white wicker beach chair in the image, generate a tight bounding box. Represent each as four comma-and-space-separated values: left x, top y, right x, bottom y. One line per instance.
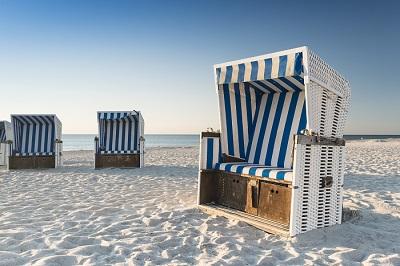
198, 46, 351, 236
94, 111, 144, 168
0, 121, 13, 167
8, 114, 63, 169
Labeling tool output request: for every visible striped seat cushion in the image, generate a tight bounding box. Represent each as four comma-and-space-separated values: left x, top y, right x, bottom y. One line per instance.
215, 162, 293, 182
100, 150, 138, 154
14, 152, 54, 156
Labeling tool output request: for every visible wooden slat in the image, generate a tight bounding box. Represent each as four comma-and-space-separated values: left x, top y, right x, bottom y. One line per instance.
8, 155, 55, 169
95, 154, 140, 168
201, 132, 220, 138
199, 204, 290, 237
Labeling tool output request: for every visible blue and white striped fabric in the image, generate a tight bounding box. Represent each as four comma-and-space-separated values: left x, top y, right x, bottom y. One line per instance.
216, 52, 303, 86
12, 115, 57, 156
246, 91, 307, 168
215, 162, 293, 181
98, 111, 140, 154
200, 136, 221, 169
100, 150, 138, 154
218, 83, 262, 160
0, 127, 5, 143
216, 49, 307, 170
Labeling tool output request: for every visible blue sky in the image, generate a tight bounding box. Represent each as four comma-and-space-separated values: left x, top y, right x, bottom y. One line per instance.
0, 0, 399, 134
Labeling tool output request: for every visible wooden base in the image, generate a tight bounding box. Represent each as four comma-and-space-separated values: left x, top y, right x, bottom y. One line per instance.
95, 153, 140, 169
199, 204, 289, 237
8, 155, 55, 169
198, 170, 292, 235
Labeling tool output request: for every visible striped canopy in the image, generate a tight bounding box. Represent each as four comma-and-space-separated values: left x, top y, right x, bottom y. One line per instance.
97, 111, 141, 154
216, 48, 307, 168
98, 111, 138, 121
216, 50, 304, 93
11, 115, 62, 156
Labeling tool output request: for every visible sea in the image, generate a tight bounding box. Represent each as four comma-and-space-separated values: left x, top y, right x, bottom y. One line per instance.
62, 134, 400, 151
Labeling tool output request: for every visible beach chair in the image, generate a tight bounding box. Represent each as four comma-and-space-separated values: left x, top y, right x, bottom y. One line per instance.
9, 114, 63, 169
94, 111, 144, 168
0, 121, 13, 167
198, 47, 351, 236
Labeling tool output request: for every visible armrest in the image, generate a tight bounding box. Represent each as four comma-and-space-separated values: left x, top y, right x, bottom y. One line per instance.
296, 135, 345, 146
94, 136, 99, 154
200, 132, 221, 170
221, 153, 246, 163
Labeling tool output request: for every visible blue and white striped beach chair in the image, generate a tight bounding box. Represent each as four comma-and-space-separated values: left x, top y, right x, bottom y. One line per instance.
8, 114, 63, 169
94, 111, 144, 168
0, 121, 13, 167
198, 47, 351, 236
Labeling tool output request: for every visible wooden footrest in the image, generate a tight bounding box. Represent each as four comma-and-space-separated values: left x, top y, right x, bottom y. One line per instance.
199, 203, 290, 237
8, 155, 56, 169
95, 153, 140, 168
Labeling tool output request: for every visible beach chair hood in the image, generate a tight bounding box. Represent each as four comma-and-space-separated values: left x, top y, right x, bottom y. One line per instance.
11, 115, 62, 156
97, 111, 143, 154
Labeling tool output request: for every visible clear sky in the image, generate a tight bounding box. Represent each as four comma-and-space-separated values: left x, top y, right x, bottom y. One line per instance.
0, 0, 399, 134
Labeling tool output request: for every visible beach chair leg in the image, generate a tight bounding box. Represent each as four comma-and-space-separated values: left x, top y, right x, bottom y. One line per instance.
198, 170, 219, 205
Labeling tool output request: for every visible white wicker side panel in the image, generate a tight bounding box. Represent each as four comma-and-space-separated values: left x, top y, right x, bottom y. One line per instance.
290, 143, 316, 235
0, 143, 6, 166
139, 113, 145, 168
5, 143, 11, 169
307, 49, 351, 138
308, 48, 350, 100
291, 48, 349, 236
333, 94, 350, 138
55, 141, 63, 168
290, 143, 345, 236
5, 122, 14, 142
306, 81, 349, 138
332, 146, 345, 225
305, 82, 322, 134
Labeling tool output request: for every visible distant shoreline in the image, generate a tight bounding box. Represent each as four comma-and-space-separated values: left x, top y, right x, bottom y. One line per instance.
60, 134, 400, 151
61, 133, 400, 139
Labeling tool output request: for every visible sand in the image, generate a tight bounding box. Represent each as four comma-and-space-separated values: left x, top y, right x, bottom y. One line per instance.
0, 140, 399, 265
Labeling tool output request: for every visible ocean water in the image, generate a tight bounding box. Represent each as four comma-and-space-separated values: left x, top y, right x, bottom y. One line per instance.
62, 134, 400, 151
62, 134, 199, 151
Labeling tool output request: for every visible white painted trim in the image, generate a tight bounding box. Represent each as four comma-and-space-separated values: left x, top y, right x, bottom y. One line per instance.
10, 114, 57, 116
197, 134, 203, 205
214, 46, 308, 69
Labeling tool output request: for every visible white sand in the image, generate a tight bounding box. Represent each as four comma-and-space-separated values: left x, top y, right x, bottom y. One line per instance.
0, 140, 399, 265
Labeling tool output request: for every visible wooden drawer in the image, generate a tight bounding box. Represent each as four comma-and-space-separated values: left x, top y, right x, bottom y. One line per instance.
95, 154, 140, 168
36, 156, 56, 168
8, 156, 55, 169
258, 182, 291, 225
217, 172, 247, 211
